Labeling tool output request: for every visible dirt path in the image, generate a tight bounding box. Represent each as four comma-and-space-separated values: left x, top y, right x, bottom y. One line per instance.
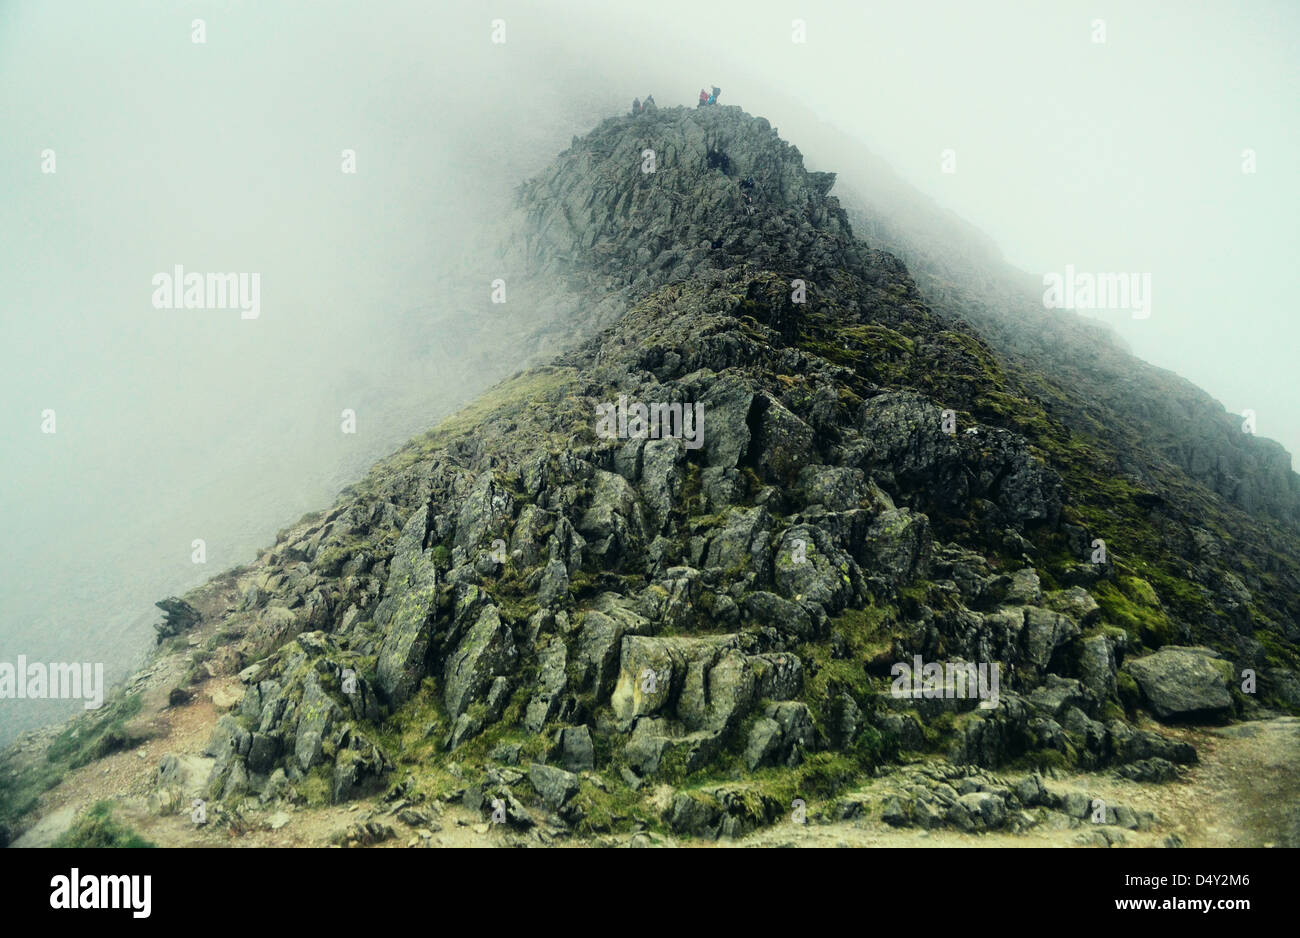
1163, 718, 1300, 848
714, 717, 1300, 849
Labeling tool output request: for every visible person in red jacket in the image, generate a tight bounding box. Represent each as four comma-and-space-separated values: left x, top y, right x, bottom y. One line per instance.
698, 88, 709, 107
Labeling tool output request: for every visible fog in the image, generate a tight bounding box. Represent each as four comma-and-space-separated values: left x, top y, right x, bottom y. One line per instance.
2, 0, 1296, 744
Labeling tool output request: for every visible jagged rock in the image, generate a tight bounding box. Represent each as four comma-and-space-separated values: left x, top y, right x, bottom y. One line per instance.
743, 717, 783, 769
1045, 587, 1100, 625
569, 603, 651, 698
1062, 706, 1107, 755
949, 693, 1033, 767
638, 438, 685, 529
1011, 773, 1052, 808
529, 763, 580, 811
524, 635, 569, 733
577, 471, 646, 567
154, 597, 201, 642
453, 471, 515, 552
1123, 646, 1234, 721
773, 524, 857, 613
1078, 633, 1119, 700
1105, 721, 1197, 765
750, 653, 803, 700
798, 465, 868, 512
332, 732, 392, 803
443, 605, 517, 721
873, 711, 925, 751
702, 506, 773, 579
1004, 569, 1042, 605
536, 559, 570, 608
294, 676, 340, 771
860, 508, 932, 591
751, 394, 816, 482
552, 725, 595, 772
374, 512, 440, 705
1019, 607, 1080, 679
624, 719, 724, 777
958, 791, 1007, 830
1027, 675, 1092, 721
699, 376, 756, 468
741, 591, 817, 639
665, 791, 721, 838
1115, 757, 1180, 783
747, 700, 815, 768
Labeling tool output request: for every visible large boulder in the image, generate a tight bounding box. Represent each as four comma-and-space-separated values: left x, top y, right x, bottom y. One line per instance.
1123, 646, 1234, 721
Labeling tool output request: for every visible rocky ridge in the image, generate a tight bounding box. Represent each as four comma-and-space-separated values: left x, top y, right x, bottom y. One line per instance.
4, 104, 1299, 845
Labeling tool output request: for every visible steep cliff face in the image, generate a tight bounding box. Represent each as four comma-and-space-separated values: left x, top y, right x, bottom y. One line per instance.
7, 105, 1299, 841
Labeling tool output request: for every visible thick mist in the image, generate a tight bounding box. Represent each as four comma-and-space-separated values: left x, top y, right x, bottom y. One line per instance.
2, 0, 1296, 744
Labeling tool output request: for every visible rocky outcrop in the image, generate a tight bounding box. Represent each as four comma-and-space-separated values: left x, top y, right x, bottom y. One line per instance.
1124, 646, 1235, 721
75, 103, 1296, 843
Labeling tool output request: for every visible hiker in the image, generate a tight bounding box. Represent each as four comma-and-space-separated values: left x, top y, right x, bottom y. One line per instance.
710, 86, 721, 105
643, 94, 656, 111
739, 175, 756, 215
698, 88, 709, 107
632, 97, 641, 116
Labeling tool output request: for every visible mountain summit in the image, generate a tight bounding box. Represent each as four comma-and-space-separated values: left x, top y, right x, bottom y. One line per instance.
6, 104, 1299, 846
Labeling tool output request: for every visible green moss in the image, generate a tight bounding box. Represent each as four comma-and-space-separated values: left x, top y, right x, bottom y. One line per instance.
569, 777, 648, 835
1093, 581, 1175, 648
297, 766, 333, 807
922, 710, 956, 749
1116, 670, 1141, 714
52, 801, 155, 848
0, 759, 62, 828
46, 693, 144, 769
364, 367, 580, 487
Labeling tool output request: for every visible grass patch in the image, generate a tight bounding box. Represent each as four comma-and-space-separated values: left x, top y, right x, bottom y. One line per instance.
52, 801, 155, 848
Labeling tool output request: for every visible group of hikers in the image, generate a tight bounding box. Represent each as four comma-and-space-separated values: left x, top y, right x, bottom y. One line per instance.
629, 86, 721, 116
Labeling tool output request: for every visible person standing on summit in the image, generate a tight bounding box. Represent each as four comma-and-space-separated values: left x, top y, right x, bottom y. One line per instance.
709, 86, 721, 105
698, 88, 709, 107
